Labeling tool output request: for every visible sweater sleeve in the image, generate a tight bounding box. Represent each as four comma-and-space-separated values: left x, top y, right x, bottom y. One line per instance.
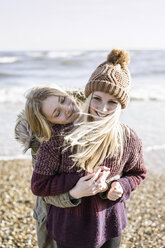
31, 172, 82, 196
43, 194, 81, 208
31, 138, 83, 197
116, 130, 147, 202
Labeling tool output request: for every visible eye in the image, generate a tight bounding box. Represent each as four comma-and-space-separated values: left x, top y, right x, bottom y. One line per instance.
60, 96, 65, 104
54, 110, 61, 117
108, 101, 117, 105
93, 96, 101, 101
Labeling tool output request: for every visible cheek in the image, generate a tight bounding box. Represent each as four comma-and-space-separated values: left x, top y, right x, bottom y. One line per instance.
110, 104, 118, 111
59, 114, 67, 123
49, 114, 66, 125
48, 118, 57, 124
108, 105, 115, 111
44, 113, 53, 123
90, 100, 99, 111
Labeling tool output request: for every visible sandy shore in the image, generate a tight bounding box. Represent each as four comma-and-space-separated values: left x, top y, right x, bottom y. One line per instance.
0, 159, 165, 248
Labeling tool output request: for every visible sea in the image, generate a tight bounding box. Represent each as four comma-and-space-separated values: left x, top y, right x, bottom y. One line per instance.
0, 50, 165, 173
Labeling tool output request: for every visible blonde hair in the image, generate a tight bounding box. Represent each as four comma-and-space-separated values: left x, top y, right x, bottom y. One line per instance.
65, 94, 130, 172
25, 86, 67, 142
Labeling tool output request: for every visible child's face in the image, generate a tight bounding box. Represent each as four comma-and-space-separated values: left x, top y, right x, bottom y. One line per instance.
42, 95, 80, 124
89, 91, 119, 121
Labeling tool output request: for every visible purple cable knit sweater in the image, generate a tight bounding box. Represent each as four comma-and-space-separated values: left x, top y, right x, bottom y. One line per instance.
31, 124, 147, 248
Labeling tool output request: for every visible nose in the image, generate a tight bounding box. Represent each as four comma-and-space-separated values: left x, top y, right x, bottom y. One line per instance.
64, 105, 72, 116
101, 103, 109, 113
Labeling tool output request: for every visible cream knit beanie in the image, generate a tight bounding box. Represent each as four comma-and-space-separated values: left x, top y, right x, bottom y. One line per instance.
85, 49, 131, 109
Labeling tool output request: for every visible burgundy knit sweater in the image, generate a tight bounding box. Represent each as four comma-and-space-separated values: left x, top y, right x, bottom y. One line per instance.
31, 124, 147, 248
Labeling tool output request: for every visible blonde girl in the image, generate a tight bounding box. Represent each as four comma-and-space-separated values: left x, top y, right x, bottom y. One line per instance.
16, 86, 110, 248
59, 49, 147, 248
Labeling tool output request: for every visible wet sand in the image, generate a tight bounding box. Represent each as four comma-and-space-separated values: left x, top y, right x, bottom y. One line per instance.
0, 159, 165, 248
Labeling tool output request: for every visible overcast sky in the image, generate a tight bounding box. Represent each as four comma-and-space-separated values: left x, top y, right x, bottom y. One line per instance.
0, 0, 165, 51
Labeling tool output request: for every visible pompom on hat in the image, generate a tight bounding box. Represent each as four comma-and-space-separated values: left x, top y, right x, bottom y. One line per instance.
85, 49, 131, 109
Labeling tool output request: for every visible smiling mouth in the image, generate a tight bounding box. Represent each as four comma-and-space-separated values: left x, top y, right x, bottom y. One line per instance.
95, 110, 109, 117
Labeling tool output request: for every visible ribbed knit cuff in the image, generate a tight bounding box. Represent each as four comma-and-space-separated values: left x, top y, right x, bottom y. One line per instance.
99, 191, 108, 199
68, 191, 81, 206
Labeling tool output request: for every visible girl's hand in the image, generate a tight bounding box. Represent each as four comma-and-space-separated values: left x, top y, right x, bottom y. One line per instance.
69, 169, 102, 199
69, 167, 111, 199
107, 182, 123, 201
94, 167, 111, 193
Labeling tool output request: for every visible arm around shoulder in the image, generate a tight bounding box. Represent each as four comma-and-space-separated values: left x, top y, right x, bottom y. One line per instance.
31, 140, 82, 197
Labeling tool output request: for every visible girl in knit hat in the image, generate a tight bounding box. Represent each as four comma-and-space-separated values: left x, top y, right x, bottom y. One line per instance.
31, 50, 147, 248
66, 49, 132, 172
62, 49, 147, 247
15, 86, 110, 248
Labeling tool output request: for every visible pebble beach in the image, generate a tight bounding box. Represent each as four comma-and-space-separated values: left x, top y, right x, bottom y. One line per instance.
0, 159, 165, 248
0, 50, 165, 247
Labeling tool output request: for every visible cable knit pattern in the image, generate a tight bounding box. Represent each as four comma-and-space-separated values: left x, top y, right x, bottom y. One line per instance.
31, 124, 147, 248
34, 124, 79, 175
31, 124, 84, 196
85, 61, 131, 109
